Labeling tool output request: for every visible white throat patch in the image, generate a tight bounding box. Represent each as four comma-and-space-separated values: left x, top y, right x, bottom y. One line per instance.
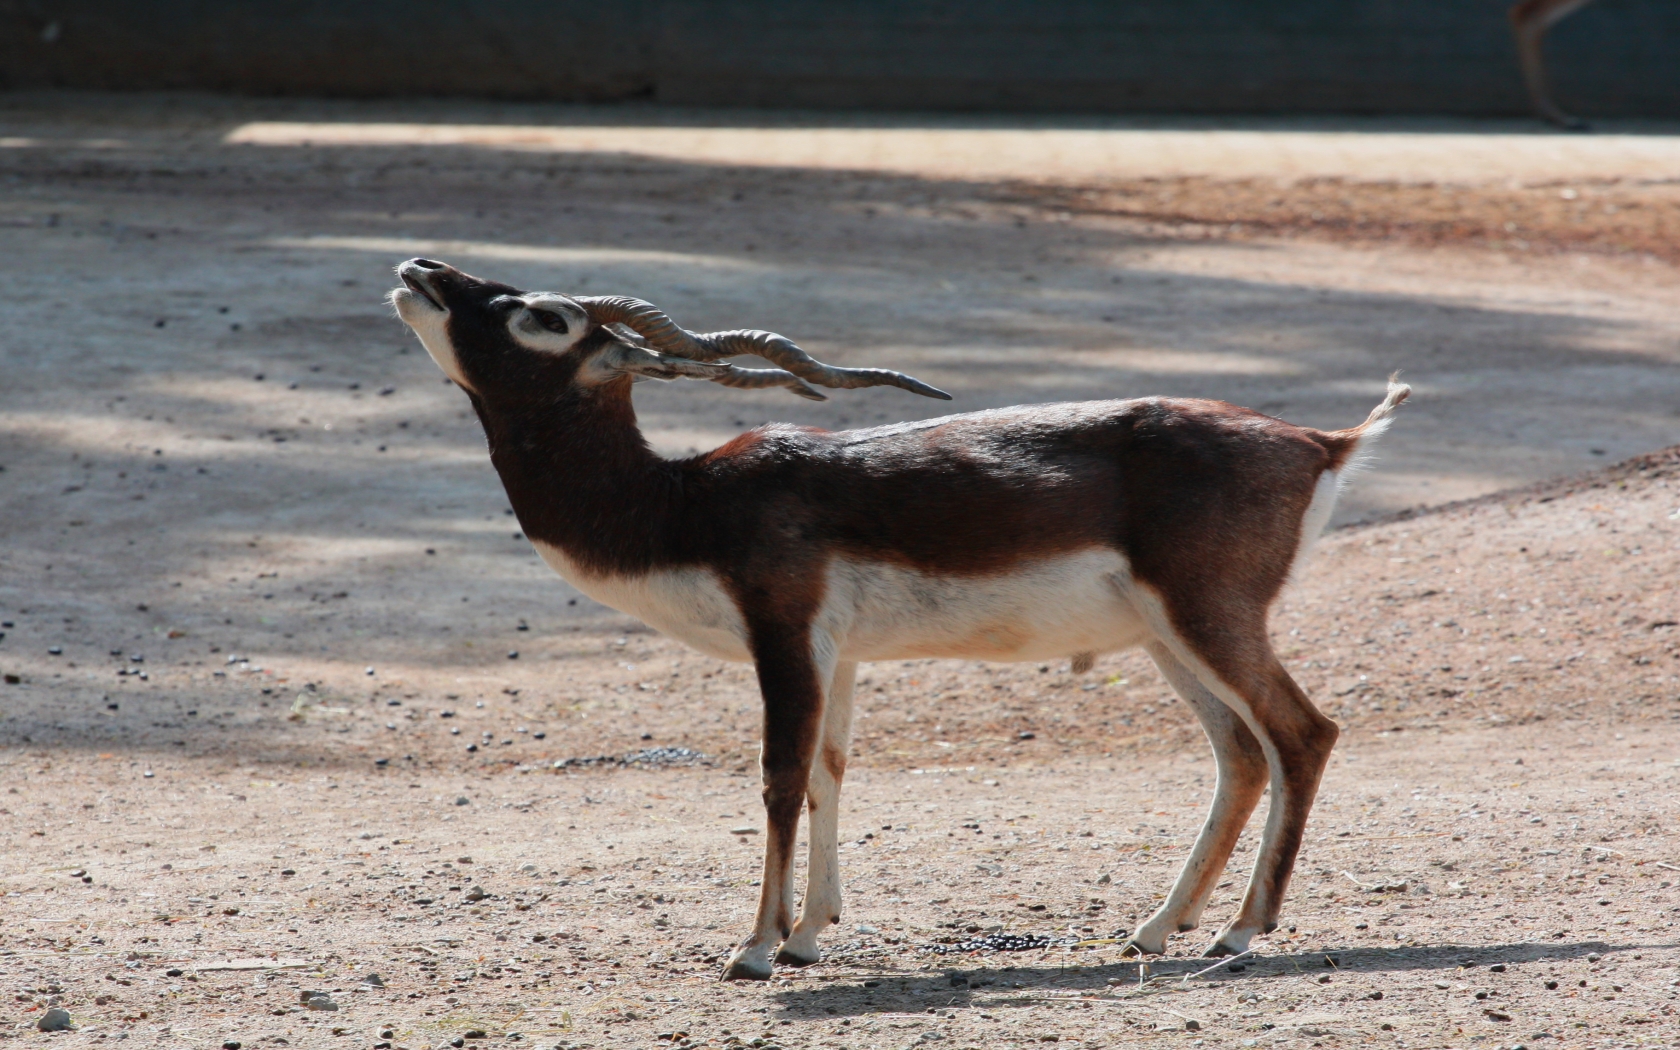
389, 287, 472, 392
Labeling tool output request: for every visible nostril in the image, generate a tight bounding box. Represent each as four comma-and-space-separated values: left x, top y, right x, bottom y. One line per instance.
411, 258, 444, 270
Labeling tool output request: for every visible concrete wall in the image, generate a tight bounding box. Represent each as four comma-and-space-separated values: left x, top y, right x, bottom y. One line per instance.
2, 1, 1676, 117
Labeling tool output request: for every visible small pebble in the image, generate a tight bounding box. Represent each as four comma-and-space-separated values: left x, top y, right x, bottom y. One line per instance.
223, 1042, 242, 1049
37, 1007, 72, 1032
361, 973, 385, 988
47, 646, 63, 655
455, 796, 470, 806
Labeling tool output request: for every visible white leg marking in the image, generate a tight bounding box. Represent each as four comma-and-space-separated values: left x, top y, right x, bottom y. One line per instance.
778, 660, 856, 966
1126, 643, 1267, 956
723, 629, 839, 981
1112, 574, 1304, 957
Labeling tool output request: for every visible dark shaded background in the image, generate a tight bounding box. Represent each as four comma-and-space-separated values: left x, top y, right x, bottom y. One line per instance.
2, 0, 1677, 116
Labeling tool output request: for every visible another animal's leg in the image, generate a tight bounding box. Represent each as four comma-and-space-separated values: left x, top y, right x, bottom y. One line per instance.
776, 659, 857, 966
1510, 0, 1596, 128
1121, 642, 1268, 957
1166, 624, 1338, 958
721, 626, 830, 982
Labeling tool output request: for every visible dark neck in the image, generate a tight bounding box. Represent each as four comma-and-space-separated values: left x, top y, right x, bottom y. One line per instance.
473, 383, 678, 575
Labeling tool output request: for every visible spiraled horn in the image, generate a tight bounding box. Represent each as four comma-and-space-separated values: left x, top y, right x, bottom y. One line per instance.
687, 329, 950, 401
708, 366, 827, 401
571, 296, 709, 359
573, 296, 950, 401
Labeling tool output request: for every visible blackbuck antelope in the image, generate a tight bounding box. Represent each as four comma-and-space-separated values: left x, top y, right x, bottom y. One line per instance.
389, 257, 1409, 980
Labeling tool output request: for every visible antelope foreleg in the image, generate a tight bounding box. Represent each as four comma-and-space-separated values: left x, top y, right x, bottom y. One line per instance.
722, 625, 830, 981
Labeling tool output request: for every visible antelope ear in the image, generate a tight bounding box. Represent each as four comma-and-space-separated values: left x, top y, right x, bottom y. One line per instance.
596, 341, 732, 383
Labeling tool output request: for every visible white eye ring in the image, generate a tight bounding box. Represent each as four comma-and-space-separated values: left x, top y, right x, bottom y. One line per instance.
505, 295, 587, 353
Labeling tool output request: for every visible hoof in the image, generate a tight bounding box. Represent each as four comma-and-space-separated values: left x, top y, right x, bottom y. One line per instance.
1118, 938, 1163, 958
721, 954, 773, 982
1200, 934, 1252, 958
774, 946, 820, 967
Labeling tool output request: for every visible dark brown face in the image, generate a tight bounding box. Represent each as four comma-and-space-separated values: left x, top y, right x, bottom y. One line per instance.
390, 258, 742, 407
389, 258, 607, 402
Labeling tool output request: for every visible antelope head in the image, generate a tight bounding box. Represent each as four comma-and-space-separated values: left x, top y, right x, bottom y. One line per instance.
387, 258, 950, 405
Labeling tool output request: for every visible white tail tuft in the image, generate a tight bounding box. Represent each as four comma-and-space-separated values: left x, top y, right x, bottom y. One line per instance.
1351, 372, 1413, 447
1289, 374, 1412, 581
1339, 372, 1410, 480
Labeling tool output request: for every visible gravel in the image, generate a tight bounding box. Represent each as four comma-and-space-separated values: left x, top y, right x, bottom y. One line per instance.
551, 747, 711, 770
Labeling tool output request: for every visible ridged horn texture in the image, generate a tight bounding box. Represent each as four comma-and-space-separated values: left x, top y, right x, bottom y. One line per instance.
574, 295, 951, 401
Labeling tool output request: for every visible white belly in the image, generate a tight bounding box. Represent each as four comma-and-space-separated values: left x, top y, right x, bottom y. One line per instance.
821, 549, 1148, 663
531, 541, 1146, 666
530, 540, 753, 661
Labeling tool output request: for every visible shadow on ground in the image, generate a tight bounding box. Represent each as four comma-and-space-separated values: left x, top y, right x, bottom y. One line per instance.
771, 939, 1646, 1019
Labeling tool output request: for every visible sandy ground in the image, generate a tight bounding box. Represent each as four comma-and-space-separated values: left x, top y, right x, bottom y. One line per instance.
1, 94, 1679, 1049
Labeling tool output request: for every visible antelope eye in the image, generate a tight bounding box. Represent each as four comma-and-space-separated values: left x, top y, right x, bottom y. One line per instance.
528, 308, 569, 335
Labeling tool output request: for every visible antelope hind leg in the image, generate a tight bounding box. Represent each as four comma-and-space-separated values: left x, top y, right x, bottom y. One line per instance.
1196, 656, 1337, 958
1121, 643, 1268, 956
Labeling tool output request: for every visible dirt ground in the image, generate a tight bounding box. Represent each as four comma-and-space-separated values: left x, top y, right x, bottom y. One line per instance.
1, 94, 1678, 1049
